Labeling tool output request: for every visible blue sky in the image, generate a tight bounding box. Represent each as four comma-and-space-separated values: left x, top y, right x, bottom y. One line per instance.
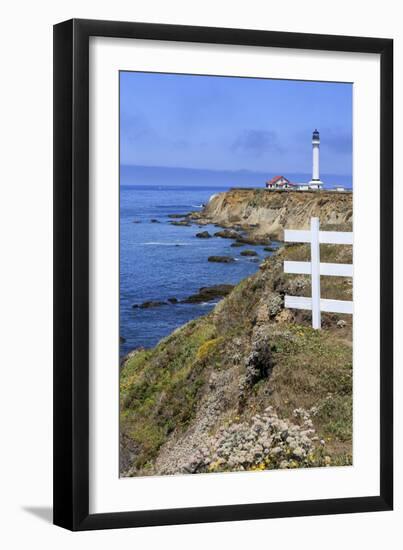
120, 71, 352, 178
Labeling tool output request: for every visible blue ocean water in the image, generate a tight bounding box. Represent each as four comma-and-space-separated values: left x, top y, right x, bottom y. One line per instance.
120, 184, 278, 356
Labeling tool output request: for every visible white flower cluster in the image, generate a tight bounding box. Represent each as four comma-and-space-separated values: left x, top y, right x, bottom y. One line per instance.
184, 406, 324, 473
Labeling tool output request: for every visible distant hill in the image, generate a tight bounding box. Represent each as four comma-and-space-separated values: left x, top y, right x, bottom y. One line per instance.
120, 164, 352, 189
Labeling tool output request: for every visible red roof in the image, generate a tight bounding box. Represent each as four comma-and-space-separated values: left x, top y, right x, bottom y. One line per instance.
266, 176, 296, 187
267, 175, 290, 185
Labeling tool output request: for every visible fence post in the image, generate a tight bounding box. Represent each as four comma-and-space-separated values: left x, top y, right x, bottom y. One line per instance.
310, 217, 321, 329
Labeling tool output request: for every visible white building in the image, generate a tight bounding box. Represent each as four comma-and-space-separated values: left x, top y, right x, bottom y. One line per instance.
296, 184, 311, 191
265, 175, 297, 190
307, 129, 324, 189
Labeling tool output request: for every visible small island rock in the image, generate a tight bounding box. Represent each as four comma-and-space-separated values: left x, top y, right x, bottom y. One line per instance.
133, 300, 167, 309
182, 284, 234, 303
170, 220, 191, 226
214, 229, 241, 239
236, 236, 270, 246
240, 249, 258, 257
208, 256, 235, 263
195, 231, 212, 238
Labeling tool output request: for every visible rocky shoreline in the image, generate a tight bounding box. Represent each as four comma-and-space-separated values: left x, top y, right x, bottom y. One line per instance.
131, 284, 235, 309
186, 188, 353, 241
144, 188, 352, 247
124, 188, 352, 354
128, 196, 286, 317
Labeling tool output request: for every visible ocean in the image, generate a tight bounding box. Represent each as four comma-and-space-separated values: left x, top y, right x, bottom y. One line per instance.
120, 184, 278, 356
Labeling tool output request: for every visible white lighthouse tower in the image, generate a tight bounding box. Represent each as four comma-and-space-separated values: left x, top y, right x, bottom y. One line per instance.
309, 129, 324, 189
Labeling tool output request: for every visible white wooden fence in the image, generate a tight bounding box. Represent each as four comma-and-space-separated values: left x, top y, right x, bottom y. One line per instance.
284, 217, 353, 329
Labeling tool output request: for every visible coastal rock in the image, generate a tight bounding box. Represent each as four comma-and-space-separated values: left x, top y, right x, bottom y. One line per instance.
243, 332, 273, 387
168, 214, 186, 218
207, 256, 235, 263
230, 242, 245, 248
240, 249, 258, 257
214, 229, 241, 239
264, 246, 276, 252
195, 231, 212, 238
170, 220, 191, 226
187, 211, 203, 220
120, 335, 126, 344
197, 188, 353, 240
266, 292, 283, 317
275, 309, 294, 324
150, 219, 160, 223
182, 284, 235, 303
120, 433, 141, 474
168, 297, 178, 304
133, 300, 167, 309
132, 220, 141, 224
236, 236, 270, 246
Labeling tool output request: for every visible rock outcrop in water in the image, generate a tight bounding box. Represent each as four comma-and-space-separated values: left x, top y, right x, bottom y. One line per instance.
191, 188, 352, 240
240, 249, 258, 257
207, 255, 235, 263
182, 284, 235, 303
133, 300, 167, 309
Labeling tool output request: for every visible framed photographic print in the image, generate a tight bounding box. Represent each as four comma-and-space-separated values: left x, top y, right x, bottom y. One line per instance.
53, 19, 393, 530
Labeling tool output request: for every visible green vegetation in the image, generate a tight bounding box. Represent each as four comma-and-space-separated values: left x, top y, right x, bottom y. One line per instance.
120, 241, 353, 475
261, 324, 352, 461
120, 319, 218, 468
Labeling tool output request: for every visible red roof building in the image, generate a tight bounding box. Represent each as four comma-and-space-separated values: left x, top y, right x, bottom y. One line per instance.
265, 176, 296, 189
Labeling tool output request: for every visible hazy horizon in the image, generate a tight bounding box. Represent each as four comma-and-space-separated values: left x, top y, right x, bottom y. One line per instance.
120, 163, 352, 189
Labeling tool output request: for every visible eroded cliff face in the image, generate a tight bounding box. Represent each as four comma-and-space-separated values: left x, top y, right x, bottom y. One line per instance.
197, 189, 352, 240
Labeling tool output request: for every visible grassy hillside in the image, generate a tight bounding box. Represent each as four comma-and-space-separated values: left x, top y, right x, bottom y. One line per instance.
120, 242, 353, 476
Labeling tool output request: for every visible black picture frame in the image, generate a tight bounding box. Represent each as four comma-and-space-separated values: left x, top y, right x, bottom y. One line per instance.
53, 18, 393, 531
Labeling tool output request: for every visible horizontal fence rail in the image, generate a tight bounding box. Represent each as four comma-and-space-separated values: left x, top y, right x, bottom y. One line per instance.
284, 261, 353, 277
283, 217, 353, 329
284, 296, 353, 315
284, 229, 353, 245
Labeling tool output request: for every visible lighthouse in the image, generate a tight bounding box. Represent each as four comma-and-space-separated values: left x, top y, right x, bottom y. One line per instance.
309, 129, 324, 189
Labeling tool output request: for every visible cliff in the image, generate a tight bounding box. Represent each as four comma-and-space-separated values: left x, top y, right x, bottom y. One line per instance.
120, 241, 353, 477
193, 188, 352, 240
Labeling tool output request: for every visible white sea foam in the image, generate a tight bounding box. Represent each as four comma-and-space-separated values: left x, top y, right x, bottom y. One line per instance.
208, 193, 219, 203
